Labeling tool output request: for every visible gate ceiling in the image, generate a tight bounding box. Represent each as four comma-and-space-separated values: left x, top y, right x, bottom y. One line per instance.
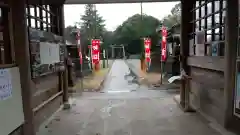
28, 0, 178, 4
64, 0, 178, 4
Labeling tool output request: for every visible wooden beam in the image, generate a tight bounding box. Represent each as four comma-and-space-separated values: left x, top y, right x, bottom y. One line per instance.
50, 5, 58, 33
2, 7, 12, 63
10, 0, 35, 134
33, 91, 63, 113
224, 0, 239, 130
27, 0, 65, 5
58, 4, 69, 103
187, 56, 224, 71
39, 4, 44, 30
180, 0, 195, 110
64, 0, 180, 4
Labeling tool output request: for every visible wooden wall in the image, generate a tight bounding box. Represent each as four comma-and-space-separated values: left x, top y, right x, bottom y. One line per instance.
31, 73, 60, 107
188, 56, 225, 125
31, 72, 63, 129
25, 3, 66, 131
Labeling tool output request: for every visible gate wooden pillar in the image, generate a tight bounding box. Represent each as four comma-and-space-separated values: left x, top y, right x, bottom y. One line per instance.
224, 0, 239, 131
58, 4, 70, 104
11, 0, 35, 134
180, 0, 194, 110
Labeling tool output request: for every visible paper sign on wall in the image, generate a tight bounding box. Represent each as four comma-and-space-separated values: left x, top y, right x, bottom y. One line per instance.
195, 31, 205, 56
0, 69, 12, 100
189, 39, 194, 56
236, 73, 240, 110
40, 42, 60, 64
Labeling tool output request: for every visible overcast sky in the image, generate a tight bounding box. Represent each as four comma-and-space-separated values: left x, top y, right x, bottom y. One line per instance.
64, 2, 180, 31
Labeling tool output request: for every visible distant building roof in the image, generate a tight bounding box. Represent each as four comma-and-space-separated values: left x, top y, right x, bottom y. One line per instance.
156, 23, 180, 33
65, 40, 76, 46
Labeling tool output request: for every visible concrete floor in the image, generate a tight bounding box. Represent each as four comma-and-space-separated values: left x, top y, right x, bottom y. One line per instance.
36, 60, 223, 135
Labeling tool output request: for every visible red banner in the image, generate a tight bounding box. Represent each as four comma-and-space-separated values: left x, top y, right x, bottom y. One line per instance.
144, 38, 151, 62
161, 26, 167, 62
91, 39, 100, 64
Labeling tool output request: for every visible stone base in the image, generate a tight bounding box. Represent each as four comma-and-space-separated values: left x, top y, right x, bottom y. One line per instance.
63, 98, 76, 110
173, 95, 195, 112
63, 102, 71, 110
173, 95, 182, 108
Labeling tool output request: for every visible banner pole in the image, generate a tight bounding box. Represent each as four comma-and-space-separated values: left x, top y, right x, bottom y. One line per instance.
160, 60, 163, 84
160, 26, 167, 85
76, 30, 83, 93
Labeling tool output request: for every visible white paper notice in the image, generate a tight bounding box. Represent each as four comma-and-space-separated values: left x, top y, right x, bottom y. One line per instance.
0, 69, 12, 100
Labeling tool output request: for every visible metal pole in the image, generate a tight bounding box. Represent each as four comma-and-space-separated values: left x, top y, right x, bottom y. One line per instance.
91, 45, 95, 72
123, 45, 125, 59
140, 2, 143, 21
107, 49, 109, 67
112, 46, 115, 58
160, 60, 163, 84
94, 4, 97, 38
80, 45, 83, 93
140, 2, 146, 71
103, 49, 106, 68
76, 28, 83, 91
89, 40, 93, 72
76, 30, 83, 92
111, 46, 113, 58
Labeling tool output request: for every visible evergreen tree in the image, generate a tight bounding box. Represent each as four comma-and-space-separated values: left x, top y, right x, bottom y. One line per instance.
78, 4, 106, 43
162, 2, 181, 28
73, 4, 106, 54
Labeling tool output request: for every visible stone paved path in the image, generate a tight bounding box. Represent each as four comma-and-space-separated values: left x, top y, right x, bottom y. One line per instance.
102, 60, 139, 93
36, 60, 223, 135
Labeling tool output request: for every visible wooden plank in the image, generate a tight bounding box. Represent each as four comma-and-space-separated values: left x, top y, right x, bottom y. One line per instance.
200, 102, 225, 125
32, 87, 59, 108
190, 77, 224, 109
189, 92, 200, 109
189, 80, 225, 124
189, 81, 200, 97
205, 88, 224, 110
0, 64, 16, 68
33, 94, 63, 129
32, 73, 59, 94
189, 67, 225, 124
187, 56, 224, 71
190, 67, 224, 90
33, 91, 62, 113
